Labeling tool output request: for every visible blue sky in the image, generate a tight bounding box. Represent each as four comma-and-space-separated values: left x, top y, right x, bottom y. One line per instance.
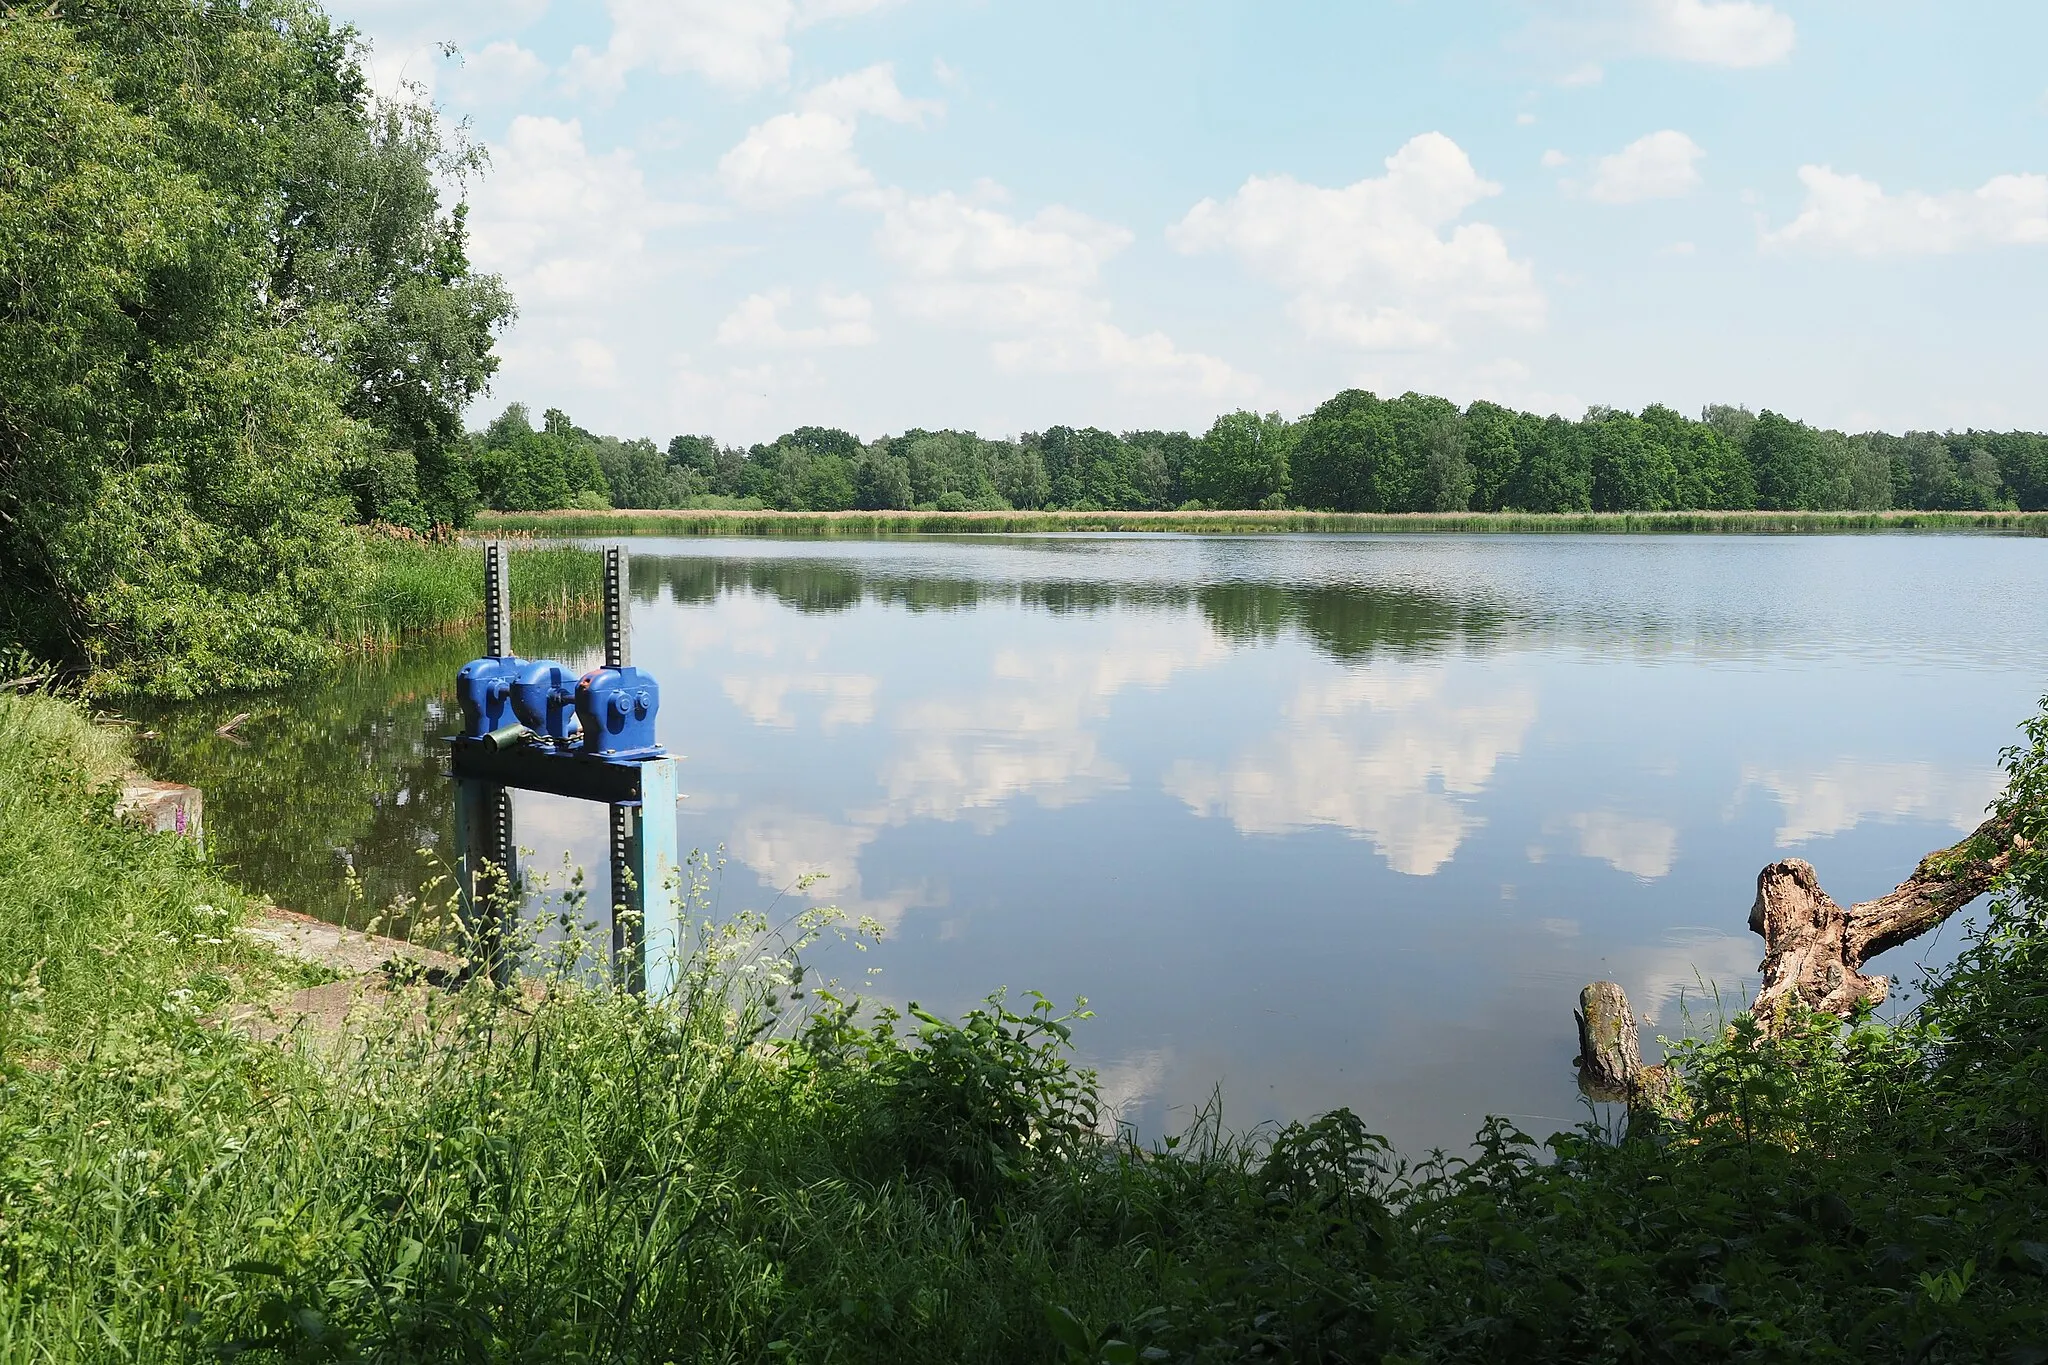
333, 1, 2048, 445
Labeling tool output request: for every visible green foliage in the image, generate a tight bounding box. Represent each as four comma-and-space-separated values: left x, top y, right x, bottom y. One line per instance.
0, 3, 510, 695
511, 395, 2043, 522
468, 404, 612, 511
1290, 390, 1393, 511
1037, 426, 1168, 511
1186, 411, 1294, 508
0, 694, 264, 1046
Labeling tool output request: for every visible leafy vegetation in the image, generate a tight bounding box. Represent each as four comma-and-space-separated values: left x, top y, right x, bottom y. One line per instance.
341, 536, 603, 648
4, 686, 2045, 1361
0, 4, 510, 696
474, 397, 2048, 518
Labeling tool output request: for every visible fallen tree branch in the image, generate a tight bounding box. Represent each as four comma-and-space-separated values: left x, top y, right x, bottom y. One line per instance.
1748, 810, 2027, 1030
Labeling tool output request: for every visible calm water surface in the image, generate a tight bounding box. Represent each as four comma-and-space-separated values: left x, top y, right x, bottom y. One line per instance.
133, 534, 2048, 1153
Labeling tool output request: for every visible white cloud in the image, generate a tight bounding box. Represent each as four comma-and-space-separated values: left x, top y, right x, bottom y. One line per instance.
568, 337, 621, 388
802, 62, 941, 124
1762, 165, 2048, 257
1563, 809, 1679, 879
337, 0, 549, 104
878, 190, 1130, 310
718, 63, 939, 208
466, 116, 698, 311
798, 0, 902, 21
1541, 149, 1571, 169
875, 187, 1257, 398
1639, 0, 1795, 67
717, 289, 878, 349
1169, 132, 1544, 351
1739, 760, 2002, 844
664, 358, 785, 439
1164, 667, 1537, 876
565, 0, 906, 98
719, 111, 868, 206
1607, 929, 1760, 1025
1589, 130, 1705, 203
724, 807, 934, 932
566, 0, 795, 96
864, 625, 1230, 829
448, 40, 548, 104
1528, 0, 1793, 81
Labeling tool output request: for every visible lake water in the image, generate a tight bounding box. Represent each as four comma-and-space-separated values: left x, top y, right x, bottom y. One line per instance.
132, 533, 2047, 1154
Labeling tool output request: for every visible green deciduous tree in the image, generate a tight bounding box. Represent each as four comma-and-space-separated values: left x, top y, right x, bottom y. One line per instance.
1745, 411, 1828, 510
1186, 411, 1293, 508
1509, 415, 1593, 513
0, 8, 371, 692
1463, 401, 1526, 513
1291, 390, 1396, 511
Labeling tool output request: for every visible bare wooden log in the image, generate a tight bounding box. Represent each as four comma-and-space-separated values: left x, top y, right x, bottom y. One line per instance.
1749, 810, 2027, 1030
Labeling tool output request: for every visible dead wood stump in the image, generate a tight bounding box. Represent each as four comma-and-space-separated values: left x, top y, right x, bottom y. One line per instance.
1749, 811, 2026, 1030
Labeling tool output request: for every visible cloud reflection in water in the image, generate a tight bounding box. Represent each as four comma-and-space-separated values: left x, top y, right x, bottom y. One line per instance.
1165, 664, 1537, 875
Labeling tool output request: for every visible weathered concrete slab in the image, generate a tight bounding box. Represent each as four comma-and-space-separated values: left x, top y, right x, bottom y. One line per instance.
117, 779, 203, 846
239, 906, 464, 981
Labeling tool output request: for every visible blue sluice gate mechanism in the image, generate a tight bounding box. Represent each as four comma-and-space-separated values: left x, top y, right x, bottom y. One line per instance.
449, 544, 678, 997
456, 656, 524, 740
576, 665, 662, 758
510, 659, 583, 744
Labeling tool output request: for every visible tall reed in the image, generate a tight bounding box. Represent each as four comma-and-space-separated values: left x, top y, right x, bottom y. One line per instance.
477, 507, 2048, 538
341, 538, 607, 648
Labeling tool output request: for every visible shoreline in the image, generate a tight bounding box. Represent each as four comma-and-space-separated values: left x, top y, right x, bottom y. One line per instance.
475, 506, 2048, 537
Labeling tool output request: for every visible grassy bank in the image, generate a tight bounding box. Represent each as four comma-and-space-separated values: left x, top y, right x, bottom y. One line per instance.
342, 535, 605, 648
4, 690, 2047, 1360
478, 507, 2048, 538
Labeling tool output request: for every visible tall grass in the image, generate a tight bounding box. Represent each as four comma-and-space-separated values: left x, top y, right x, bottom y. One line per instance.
3, 690, 2047, 1361
0, 693, 268, 1043
341, 537, 606, 648
478, 507, 2048, 538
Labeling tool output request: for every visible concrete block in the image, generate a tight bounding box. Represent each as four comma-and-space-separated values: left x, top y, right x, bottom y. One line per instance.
117, 779, 204, 847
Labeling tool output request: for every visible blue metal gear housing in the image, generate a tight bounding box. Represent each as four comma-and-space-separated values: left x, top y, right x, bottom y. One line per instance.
509, 658, 583, 743
575, 666, 663, 757
455, 656, 524, 739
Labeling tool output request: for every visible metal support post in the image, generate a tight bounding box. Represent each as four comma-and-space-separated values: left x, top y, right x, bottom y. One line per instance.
484, 541, 512, 658
609, 758, 679, 998
454, 778, 517, 985
603, 545, 630, 668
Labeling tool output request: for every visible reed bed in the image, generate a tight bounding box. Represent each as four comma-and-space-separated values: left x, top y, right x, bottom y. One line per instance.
341, 538, 607, 648
477, 507, 2048, 538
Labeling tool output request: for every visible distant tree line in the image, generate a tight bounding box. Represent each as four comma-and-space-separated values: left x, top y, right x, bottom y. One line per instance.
452, 393, 2048, 519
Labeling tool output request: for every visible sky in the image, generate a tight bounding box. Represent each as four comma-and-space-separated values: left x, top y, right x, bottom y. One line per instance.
330, 0, 2048, 446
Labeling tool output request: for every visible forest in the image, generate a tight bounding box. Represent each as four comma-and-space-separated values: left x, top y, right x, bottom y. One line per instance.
459, 398, 2047, 521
